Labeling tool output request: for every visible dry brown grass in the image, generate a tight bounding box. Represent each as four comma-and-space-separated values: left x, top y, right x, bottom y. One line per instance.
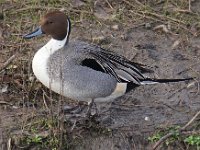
0, 0, 200, 149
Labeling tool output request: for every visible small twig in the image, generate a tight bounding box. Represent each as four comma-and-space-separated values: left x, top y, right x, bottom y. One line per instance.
0, 39, 29, 72
167, 87, 186, 99
142, 11, 186, 25
153, 133, 174, 150
194, 79, 200, 96
70, 120, 77, 131
105, 0, 113, 9
182, 130, 200, 135
42, 89, 50, 111
159, 102, 180, 112
0, 101, 13, 106
176, 9, 193, 14
181, 110, 200, 130
123, 0, 145, 8
0, 55, 16, 71
0, 42, 27, 48
153, 110, 200, 150
14, 6, 57, 13
12, 6, 91, 14
131, 10, 195, 36
122, 0, 137, 8
189, 0, 191, 12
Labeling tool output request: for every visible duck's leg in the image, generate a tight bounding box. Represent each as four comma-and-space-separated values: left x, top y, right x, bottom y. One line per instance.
63, 104, 84, 114
86, 99, 95, 117
63, 99, 96, 117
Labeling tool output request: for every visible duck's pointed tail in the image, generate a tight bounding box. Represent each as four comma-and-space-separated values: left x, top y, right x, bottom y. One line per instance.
140, 77, 193, 85
125, 77, 193, 93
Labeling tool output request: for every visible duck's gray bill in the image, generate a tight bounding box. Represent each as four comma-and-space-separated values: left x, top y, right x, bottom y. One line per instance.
23, 27, 43, 39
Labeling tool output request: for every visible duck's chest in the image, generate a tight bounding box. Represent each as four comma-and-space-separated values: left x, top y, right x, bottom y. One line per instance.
32, 45, 82, 95
32, 46, 52, 88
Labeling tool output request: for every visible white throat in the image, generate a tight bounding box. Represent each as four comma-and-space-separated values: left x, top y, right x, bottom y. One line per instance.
32, 36, 68, 89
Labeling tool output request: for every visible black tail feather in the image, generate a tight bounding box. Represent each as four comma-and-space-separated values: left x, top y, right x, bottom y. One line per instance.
125, 77, 193, 93
141, 77, 193, 83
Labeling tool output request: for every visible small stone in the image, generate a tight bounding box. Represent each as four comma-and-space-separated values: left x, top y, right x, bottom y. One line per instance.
145, 23, 151, 29
111, 24, 119, 30
120, 34, 128, 41
0, 84, 8, 93
92, 35, 106, 43
145, 116, 150, 121
71, 0, 86, 7
92, 35, 105, 40
29, 76, 35, 82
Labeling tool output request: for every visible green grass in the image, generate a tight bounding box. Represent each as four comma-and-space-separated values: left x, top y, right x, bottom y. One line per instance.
148, 125, 200, 149
184, 135, 200, 149
148, 126, 180, 145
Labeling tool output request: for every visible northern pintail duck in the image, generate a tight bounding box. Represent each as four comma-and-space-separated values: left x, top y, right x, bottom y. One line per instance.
23, 11, 192, 105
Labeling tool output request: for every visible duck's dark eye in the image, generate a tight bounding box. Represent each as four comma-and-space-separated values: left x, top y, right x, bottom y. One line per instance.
47, 21, 53, 24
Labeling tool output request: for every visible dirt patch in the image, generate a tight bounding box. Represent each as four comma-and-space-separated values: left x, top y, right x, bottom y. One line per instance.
0, 0, 200, 149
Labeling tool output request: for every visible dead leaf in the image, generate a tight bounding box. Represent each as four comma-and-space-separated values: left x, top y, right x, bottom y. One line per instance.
92, 35, 106, 43
187, 81, 196, 88
171, 39, 181, 49
153, 24, 169, 33
71, 0, 86, 7
111, 24, 119, 31
0, 84, 8, 93
94, 5, 111, 20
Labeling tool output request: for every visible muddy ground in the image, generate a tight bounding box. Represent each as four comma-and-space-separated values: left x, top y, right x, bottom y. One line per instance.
0, 0, 200, 150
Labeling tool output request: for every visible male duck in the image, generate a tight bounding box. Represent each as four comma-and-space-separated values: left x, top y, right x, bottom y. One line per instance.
24, 11, 192, 104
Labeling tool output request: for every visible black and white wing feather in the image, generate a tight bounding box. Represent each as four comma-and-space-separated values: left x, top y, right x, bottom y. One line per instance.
89, 47, 149, 85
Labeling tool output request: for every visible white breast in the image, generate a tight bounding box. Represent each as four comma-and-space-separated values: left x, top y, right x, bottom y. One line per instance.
32, 37, 68, 93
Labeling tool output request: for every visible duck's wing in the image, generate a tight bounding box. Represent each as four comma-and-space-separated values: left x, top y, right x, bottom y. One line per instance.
89, 47, 151, 85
